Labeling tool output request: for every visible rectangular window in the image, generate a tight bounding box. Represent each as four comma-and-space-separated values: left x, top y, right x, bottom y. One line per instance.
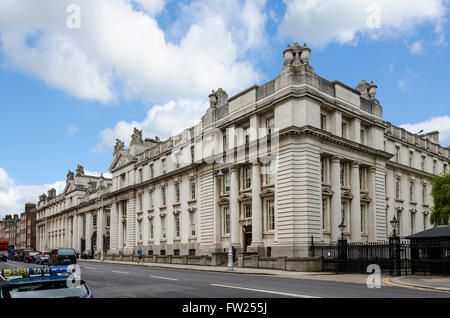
320, 114, 327, 130
322, 199, 327, 231
191, 146, 195, 163
397, 211, 402, 236
340, 163, 347, 187
266, 160, 275, 185
120, 174, 126, 188
341, 202, 348, 229
244, 166, 252, 189
342, 122, 347, 138
175, 183, 180, 203
190, 179, 196, 200
267, 200, 275, 231
149, 191, 154, 208
223, 134, 228, 151
175, 214, 180, 238
395, 146, 400, 163
161, 187, 166, 206
93, 215, 97, 227
161, 159, 166, 174
409, 152, 413, 167
422, 184, 427, 203
243, 203, 252, 219
395, 178, 401, 199
106, 216, 110, 227
409, 182, 414, 202
223, 173, 230, 193
360, 129, 365, 144
359, 167, 367, 191
361, 204, 366, 234
190, 213, 196, 236
139, 169, 143, 183
411, 213, 415, 234
161, 217, 166, 239
266, 116, 275, 134
150, 164, 154, 179
321, 157, 329, 183
224, 207, 230, 235
244, 127, 250, 144
444, 164, 448, 174
423, 214, 427, 231
138, 194, 143, 211
138, 220, 142, 241
149, 218, 153, 240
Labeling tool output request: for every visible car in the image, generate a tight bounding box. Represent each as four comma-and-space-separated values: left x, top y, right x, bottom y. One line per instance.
0, 252, 7, 262
0, 266, 93, 298
23, 252, 40, 264
48, 248, 77, 266
35, 252, 50, 265
17, 250, 33, 262
79, 252, 93, 259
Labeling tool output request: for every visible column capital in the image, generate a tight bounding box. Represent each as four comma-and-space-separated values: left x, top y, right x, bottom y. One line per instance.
351, 161, 361, 169
331, 156, 342, 163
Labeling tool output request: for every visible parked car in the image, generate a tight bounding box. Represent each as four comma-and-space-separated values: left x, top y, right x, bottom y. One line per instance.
48, 248, 77, 266
23, 252, 39, 263
36, 252, 50, 265
79, 253, 93, 259
0, 252, 7, 262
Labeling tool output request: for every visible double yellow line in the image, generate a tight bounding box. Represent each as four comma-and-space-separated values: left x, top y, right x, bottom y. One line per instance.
382, 277, 450, 294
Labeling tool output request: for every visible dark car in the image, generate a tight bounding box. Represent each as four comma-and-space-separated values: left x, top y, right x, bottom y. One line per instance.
48, 248, 77, 266
36, 252, 50, 265
24, 252, 40, 263
0, 252, 7, 262
17, 250, 33, 262
79, 253, 93, 259
0, 267, 92, 298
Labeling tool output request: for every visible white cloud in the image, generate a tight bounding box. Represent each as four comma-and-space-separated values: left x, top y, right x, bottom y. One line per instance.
0, 0, 264, 103
67, 125, 79, 135
0, 168, 65, 219
278, 0, 446, 47
407, 40, 424, 54
85, 170, 113, 179
93, 98, 208, 152
400, 115, 450, 146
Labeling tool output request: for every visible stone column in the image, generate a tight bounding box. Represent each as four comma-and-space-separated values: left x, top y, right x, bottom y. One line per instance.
230, 167, 241, 247
330, 156, 342, 241
118, 201, 124, 249
251, 163, 263, 248
77, 214, 83, 252
213, 174, 222, 249
97, 208, 104, 253
350, 162, 362, 242
126, 194, 136, 253
110, 202, 118, 252
367, 167, 377, 241
72, 216, 76, 250
86, 212, 92, 254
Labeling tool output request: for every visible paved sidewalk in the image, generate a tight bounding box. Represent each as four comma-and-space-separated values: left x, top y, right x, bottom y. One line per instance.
79, 259, 390, 286
390, 276, 450, 292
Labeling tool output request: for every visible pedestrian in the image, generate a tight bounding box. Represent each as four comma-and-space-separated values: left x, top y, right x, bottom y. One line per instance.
138, 249, 143, 264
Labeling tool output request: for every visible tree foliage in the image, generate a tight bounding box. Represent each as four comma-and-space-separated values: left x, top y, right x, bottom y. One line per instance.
430, 172, 450, 225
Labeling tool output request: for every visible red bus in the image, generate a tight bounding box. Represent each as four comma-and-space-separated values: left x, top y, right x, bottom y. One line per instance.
0, 240, 9, 253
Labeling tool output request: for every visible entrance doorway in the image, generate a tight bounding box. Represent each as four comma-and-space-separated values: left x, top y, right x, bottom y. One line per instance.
243, 226, 252, 252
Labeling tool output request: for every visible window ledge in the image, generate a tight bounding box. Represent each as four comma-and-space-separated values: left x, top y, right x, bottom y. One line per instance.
187, 199, 197, 204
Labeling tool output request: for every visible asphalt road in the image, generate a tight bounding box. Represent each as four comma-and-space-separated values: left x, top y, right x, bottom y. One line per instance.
1, 260, 449, 298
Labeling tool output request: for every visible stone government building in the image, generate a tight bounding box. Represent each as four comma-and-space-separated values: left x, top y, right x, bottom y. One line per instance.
36, 42, 450, 258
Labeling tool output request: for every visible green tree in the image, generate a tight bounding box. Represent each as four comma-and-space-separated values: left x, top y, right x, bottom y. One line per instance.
430, 172, 450, 225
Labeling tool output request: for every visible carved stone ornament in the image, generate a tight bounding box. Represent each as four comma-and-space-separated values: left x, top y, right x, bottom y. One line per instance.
131, 128, 144, 146
114, 139, 125, 156
209, 90, 218, 108
188, 206, 197, 213
75, 164, 85, 176
67, 170, 74, 181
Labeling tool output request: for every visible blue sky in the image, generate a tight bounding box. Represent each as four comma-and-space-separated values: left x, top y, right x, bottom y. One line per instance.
0, 0, 449, 216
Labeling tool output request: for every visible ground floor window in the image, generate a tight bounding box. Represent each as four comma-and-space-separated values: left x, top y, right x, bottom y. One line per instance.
322, 198, 329, 231
161, 217, 166, 239
190, 212, 196, 236
223, 207, 230, 235
242, 203, 252, 219
361, 204, 367, 234
341, 201, 350, 232
138, 220, 142, 241
175, 214, 180, 238
149, 219, 154, 240
266, 200, 275, 231
411, 212, 415, 235
397, 211, 402, 236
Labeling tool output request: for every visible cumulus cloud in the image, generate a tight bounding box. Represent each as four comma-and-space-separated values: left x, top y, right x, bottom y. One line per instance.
278, 0, 446, 47
93, 99, 208, 152
0, 0, 264, 103
0, 168, 65, 219
400, 116, 450, 146
407, 40, 424, 54
84, 170, 113, 179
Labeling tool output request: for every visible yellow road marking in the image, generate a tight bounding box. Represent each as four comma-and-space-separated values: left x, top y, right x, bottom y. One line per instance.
383, 277, 450, 294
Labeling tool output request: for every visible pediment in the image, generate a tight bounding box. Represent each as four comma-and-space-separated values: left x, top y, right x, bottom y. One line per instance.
109, 151, 136, 172
63, 181, 75, 195
238, 192, 252, 202
341, 189, 353, 200
321, 187, 334, 197
360, 193, 371, 202
260, 188, 275, 198
218, 197, 229, 205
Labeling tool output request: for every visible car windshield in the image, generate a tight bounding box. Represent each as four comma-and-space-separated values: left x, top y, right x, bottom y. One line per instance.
57, 249, 75, 256
5, 281, 89, 298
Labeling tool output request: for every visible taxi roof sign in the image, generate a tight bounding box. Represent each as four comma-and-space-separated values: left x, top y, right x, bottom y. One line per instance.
1, 266, 69, 278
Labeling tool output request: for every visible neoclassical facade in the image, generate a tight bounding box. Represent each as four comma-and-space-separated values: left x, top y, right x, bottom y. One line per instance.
36, 43, 450, 258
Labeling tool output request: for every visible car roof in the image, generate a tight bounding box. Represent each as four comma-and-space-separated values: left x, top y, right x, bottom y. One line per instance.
1, 275, 81, 286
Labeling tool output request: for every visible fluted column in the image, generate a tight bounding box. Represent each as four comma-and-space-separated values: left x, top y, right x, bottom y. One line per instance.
330, 156, 342, 241
97, 208, 104, 253
367, 167, 377, 240
213, 174, 222, 248
251, 163, 263, 247
118, 201, 124, 249
127, 195, 136, 252
230, 167, 241, 247
350, 162, 362, 241
86, 212, 92, 254
110, 202, 118, 252
77, 214, 83, 252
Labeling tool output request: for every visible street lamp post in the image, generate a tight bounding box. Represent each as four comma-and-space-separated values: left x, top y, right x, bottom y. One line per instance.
337, 222, 347, 273
217, 165, 233, 271
389, 215, 401, 276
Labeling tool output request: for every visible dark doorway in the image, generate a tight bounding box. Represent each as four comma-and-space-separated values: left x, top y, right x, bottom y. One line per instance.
243, 226, 252, 252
